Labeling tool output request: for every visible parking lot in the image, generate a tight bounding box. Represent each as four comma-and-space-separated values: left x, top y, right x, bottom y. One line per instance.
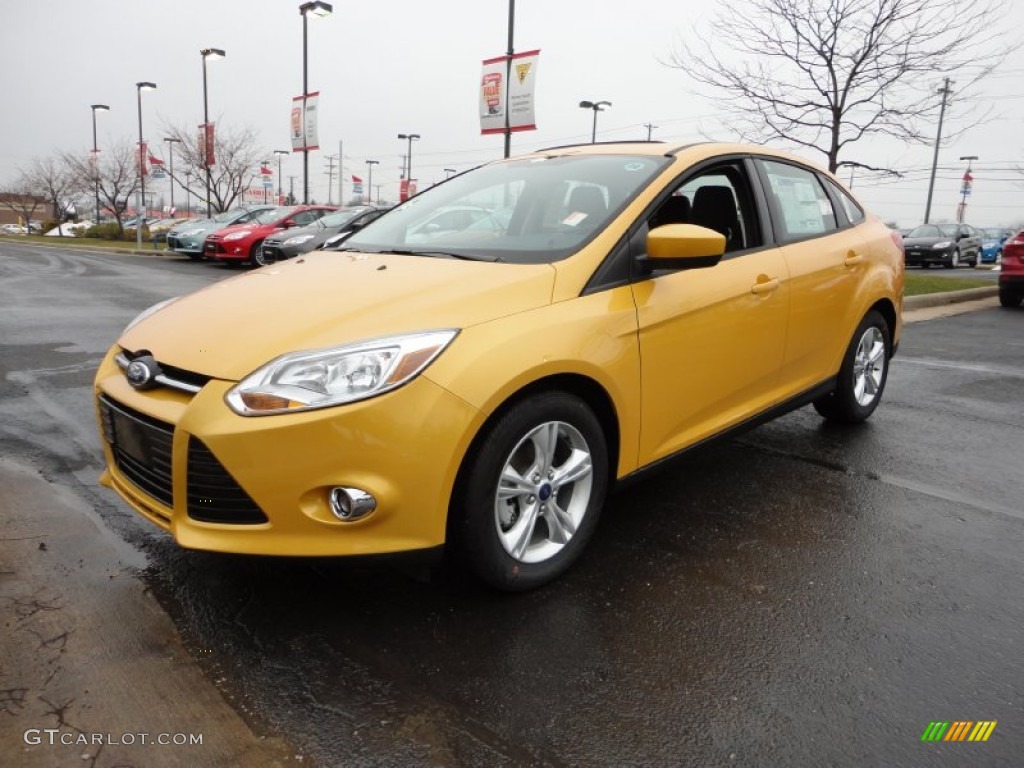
1, 241, 1021, 767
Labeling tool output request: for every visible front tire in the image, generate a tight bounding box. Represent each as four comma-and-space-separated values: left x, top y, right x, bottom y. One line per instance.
250, 240, 267, 267
999, 289, 1022, 308
813, 310, 891, 423
450, 392, 609, 591
945, 249, 960, 269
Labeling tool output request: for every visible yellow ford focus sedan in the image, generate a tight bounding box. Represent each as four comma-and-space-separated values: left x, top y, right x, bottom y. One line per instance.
95, 142, 903, 590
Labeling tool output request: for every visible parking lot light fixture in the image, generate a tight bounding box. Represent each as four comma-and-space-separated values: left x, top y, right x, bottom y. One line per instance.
300, 2, 333, 204
201, 48, 226, 217
90, 104, 110, 224
579, 100, 611, 144
135, 82, 156, 250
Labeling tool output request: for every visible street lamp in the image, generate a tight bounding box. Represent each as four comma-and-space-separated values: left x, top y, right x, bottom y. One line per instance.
299, 2, 333, 204
90, 104, 109, 224
163, 137, 182, 214
579, 100, 611, 144
135, 82, 156, 250
365, 159, 379, 205
273, 149, 289, 202
200, 47, 226, 217
957, 155, 978, 224
397, 132, 420, 183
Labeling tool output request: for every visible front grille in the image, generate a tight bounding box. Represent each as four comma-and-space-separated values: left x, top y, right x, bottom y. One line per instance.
98, 395, 174, 506
187, 438, 268, 524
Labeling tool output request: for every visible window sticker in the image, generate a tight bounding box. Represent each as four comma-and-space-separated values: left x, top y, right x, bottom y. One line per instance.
562, 211, 589, 227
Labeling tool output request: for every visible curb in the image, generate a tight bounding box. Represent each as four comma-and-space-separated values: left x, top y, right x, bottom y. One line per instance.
903, 285, 999, 310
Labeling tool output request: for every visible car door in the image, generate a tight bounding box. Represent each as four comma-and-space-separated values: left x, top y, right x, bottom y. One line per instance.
632, 158, 791, 465
754, 159, 865, 395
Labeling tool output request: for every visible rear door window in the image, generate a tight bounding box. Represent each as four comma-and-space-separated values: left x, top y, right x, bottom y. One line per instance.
758, 160, 838, 243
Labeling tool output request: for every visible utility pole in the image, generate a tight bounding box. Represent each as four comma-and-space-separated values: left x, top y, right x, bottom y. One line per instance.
288, 176, 296, 205
324, 154, 338, 204
924, 78, 953, 224
643, 123, 657, 141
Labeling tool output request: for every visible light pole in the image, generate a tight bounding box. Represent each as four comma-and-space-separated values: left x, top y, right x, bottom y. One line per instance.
444, 168, 456, 179
90, 104, 109, 224
397, 133, 419, 199
200, 47, 225, 217
579, 100, 611, 144
274, 149, 289, 203
957, 155, 978, 224
135, 82, 156, 250
365, 159, 379, 205
163, 137, 181, 214
300, 1, 333, 204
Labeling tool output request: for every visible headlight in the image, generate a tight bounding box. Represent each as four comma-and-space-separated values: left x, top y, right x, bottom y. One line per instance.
224, 230, 252, 241
284, 234, 316, 246
933, 241, 952, 249
225, 330, 459, 416
123, 297, 180, 334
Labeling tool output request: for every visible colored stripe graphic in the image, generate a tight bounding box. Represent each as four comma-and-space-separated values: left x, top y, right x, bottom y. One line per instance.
921, 721, 996, 742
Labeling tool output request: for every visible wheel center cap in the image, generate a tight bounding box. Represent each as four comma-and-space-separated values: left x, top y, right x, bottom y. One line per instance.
538, 483, 553, 501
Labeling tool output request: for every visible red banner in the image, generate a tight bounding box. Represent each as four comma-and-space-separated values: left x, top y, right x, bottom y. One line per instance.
199, 123, 216, 167
137, 141, 149, 177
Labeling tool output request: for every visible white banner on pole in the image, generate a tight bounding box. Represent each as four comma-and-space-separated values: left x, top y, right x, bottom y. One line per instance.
290, 91, 320, 152
480, 50, 539, 136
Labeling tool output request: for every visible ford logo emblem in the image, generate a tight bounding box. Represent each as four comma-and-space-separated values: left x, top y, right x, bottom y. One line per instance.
126, 356, 160, 390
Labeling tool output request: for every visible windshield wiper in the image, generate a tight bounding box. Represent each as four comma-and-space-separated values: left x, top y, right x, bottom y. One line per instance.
381, 248, 502, 262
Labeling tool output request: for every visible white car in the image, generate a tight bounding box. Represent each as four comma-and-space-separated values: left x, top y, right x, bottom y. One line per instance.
1, 223, 28, 235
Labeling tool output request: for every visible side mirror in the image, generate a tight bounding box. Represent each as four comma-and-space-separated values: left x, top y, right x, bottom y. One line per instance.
643, 224, 726, 270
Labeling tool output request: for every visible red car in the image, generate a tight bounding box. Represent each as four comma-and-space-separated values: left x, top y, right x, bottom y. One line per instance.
205, 205, 337, 265
999, 229, 1024, 308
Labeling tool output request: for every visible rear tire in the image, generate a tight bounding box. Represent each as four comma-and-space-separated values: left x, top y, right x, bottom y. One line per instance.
450, 391, 609, 591
999, 289, 1022, 308
813, 310, 890, 424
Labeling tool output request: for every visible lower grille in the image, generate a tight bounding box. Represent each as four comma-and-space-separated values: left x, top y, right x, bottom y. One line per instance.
187, 439, 268, 524
98, 396, 174, 506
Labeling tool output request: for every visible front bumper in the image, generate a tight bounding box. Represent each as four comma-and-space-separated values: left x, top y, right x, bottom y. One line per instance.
167, 234, 205, 254
904, 247, 953, 266
94, 347, 479, 556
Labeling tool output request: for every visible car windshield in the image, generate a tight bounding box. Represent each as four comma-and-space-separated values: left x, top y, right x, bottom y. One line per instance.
213, 208, 249, 223
255, 207, 295, 224
343, 154, 671, 264
318, 208, 372, 228
907, 224, 955, 238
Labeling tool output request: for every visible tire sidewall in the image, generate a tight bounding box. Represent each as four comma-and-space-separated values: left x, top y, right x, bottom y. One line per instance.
251, 240, 266, 266
452, 392, 609, 591
836, 310, 891, 421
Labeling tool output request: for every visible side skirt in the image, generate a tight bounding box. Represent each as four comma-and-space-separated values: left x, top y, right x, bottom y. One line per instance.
615, 377, 837, 490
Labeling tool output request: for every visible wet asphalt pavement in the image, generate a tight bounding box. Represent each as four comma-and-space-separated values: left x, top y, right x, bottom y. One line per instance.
1, 241, 1021, 767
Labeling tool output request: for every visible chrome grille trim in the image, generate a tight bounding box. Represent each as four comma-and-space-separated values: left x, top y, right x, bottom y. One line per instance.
116, 352, 203, 394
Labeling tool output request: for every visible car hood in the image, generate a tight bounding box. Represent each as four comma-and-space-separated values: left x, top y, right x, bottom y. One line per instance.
265, 222, 322, 245
119, 250, 556, 380
168, 218, 217, 235
209, 223, 262, 238
903, 236, 946, 247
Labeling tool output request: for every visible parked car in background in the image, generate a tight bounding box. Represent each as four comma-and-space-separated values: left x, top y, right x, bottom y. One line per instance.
979, 227, 1012, 264
166, 205, 277, 260
1, 223, 27, 234
94, 141, 903, 591
902, 223, 982, 268
998, 229, 1024, 307
259, 206, 385, 263
148, 217, 191, 244
204, 205, 337, 265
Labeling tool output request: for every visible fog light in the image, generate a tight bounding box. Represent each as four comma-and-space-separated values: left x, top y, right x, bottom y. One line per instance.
329, 487, 376, 521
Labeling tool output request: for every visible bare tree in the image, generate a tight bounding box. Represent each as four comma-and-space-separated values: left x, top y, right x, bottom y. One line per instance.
22, 156, 80, 236
62, 141, 140, 237
160, 123, 266, 214
668, 0, 1007, 173
0, 174, 46, 230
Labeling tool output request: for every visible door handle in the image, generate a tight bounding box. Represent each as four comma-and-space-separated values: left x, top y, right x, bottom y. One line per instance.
750, 277, 780, 295
844, 253, 864, 267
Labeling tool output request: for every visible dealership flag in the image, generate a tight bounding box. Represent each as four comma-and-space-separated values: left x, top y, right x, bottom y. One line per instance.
480, 50, 540, 135
291, 92, 321, 152
352, 175, 363, 195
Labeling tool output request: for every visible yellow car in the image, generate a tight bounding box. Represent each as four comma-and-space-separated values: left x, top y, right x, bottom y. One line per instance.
94, 142, 903, 590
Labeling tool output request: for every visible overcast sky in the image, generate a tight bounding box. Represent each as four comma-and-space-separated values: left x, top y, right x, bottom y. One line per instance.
1, 0, 1021, 226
